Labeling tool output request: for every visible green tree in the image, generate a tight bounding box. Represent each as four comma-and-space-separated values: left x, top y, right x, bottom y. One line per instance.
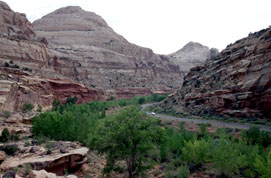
90, 106, 163, 178
254, 149, 271, 178
138, 97, 145, 104
52, 99, 60, 111
66, 96, 78, 105
212, 138, 247, 177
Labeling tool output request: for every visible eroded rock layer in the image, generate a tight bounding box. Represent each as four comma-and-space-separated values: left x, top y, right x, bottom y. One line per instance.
160, 27, 271, 118
32, 6, 183, 90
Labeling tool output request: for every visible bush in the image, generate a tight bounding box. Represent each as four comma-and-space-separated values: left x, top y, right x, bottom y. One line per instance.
0, 144, 18, 155
177, 164, 190, 178
37, 104, 42, 112
22, 103, 34, 112
0, 128, 11, 143
182, 139, 212, 168
2, 110, 10, 118
4, 62, 9, 67
66, 96, 78, 105
138, 97, 145, 104
212, 138, 247, 176
254, 149, 271, 178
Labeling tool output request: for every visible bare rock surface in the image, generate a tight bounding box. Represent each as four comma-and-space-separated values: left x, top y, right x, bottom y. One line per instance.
0, 140, 88, 175
33, 6, 183, 90
160, 27, 271, 118
168, 42, 219, 73
0, 1, 35, 39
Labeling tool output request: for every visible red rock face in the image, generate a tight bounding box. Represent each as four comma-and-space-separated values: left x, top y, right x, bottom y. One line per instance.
0, 68, 104, 111
161, 27, 271, 118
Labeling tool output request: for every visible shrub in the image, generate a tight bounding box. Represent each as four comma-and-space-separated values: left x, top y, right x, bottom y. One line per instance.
254, 149, 271, 178
182, 139, 212, 168
2, 110, 10, 118
0, 128, 11, 143
37, 104, 42, 112
52, 99, 60, 111
177, 164, 190, 178
66, 96, 78, 105
4, 62, 9, 67
22, 103, 34, 112
138, 97, 145, 104
0, 144, 18, 155
212, 138, 247, 176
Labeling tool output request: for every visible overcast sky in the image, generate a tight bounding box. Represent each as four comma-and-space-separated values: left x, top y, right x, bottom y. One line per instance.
4, 0, 271, 54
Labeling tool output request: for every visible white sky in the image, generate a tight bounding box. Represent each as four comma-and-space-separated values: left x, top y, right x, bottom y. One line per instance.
4, 0, 271, 54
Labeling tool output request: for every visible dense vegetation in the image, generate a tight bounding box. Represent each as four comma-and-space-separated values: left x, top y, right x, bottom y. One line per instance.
32, 95, 271, 178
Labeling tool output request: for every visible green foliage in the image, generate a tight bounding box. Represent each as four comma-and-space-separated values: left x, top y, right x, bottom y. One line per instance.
0, 128, 10, 143
0, 144, 18, 155
22, 103, 34, 112
138, 97, 145, 104
212, 138, 247, 176
52, 99, 61, 111
90, 106, 163, 178
182, 139, 212, 167
37, 104, 42, 112
4, 62, 9, 67
2, 110, 10, 118
254, 149, 271, 178
177, 164, 190, 178
66, 96, 78, 105
32, 103, 101, 145
242, 127, 271, 147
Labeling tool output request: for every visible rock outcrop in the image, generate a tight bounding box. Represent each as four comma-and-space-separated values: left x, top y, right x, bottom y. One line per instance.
0, 1, 35, 39
32, 6, 183, 91
0, 141, 88, 176
168, 42, 219, 73
0, 68, 104, 111
160, 27, 271, 118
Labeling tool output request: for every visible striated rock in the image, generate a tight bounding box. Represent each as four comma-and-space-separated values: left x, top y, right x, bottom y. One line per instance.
0, 1, 35, 39
0, 68, 104, 111
161, 27, 271, 118
33, 6, 183, 91
168, 42, 218, 73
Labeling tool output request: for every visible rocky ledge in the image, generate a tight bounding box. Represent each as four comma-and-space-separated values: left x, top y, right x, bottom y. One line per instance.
160, 27, 271, 118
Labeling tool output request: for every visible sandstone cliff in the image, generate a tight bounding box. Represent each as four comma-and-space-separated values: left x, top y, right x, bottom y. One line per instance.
32, 6, 183, 90
160, 27, 271, 118
0, 1, 104, 111
168, 42, 219, 73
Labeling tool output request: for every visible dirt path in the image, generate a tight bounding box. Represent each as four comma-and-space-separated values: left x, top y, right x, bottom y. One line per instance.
142, 104, 271, 131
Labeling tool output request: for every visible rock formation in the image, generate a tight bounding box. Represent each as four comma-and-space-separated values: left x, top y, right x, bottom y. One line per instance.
32, 6, 183, 91
168, 42, 219, 73
0, 68, 104, 111
160, 27, 271, 118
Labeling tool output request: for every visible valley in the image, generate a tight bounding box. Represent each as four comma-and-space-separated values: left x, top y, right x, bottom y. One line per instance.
0, 0, 271, 178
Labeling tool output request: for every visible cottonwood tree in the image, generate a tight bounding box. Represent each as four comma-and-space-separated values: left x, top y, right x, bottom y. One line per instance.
90, 106, 163, 178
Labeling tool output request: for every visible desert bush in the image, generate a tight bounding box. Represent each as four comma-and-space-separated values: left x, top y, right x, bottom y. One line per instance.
2, 110, 10, 118
0, 128, 11, 143
22, 103, 34, 112
37, 104, 42, 112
